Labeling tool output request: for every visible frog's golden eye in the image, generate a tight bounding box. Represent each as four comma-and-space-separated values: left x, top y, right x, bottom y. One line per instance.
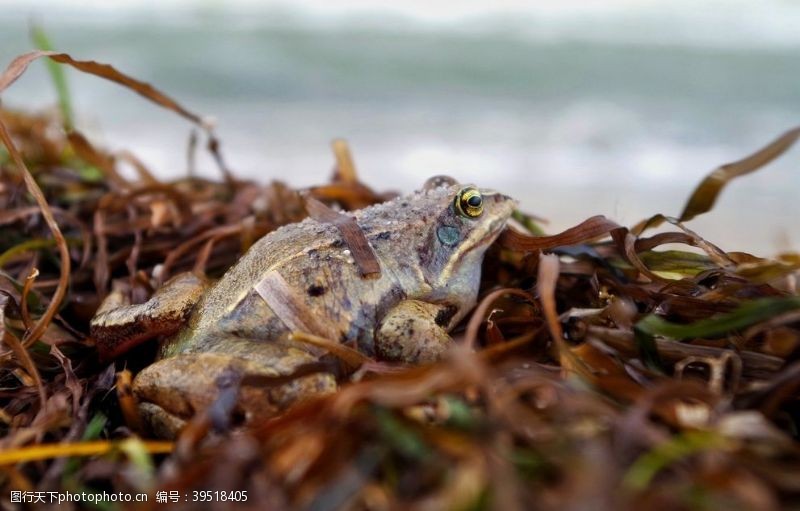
455, 187, 484, 218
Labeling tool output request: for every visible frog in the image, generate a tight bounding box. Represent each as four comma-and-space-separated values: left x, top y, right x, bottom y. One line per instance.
91, 179, 517, 437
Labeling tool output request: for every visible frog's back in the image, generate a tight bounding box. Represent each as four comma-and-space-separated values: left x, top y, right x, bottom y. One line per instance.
164, 218, 342, 354
204, 218, 341, 317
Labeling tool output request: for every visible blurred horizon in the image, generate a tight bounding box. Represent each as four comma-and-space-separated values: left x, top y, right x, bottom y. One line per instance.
0, 0, 798, 253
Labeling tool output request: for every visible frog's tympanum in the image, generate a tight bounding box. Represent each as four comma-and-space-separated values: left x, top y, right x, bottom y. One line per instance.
91, 180, 516, 437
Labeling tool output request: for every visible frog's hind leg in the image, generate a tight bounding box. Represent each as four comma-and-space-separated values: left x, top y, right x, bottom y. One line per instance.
90, 272, 209, 360
133, 337, 336, 438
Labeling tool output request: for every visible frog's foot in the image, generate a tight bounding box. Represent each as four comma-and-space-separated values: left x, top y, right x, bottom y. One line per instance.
132, 340, 336, 438
91, 272, 209, 360
375, 299, 457, 364
138, 402, 188, 439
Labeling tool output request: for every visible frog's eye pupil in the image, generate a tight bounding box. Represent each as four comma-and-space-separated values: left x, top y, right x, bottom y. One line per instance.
455, 187, 484, 218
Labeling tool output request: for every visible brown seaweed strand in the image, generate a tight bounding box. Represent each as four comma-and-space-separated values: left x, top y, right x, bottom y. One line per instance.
304, 196, 381, 279
0, 119, 71, 352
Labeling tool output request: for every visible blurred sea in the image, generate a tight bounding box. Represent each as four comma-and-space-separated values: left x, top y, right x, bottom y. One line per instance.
0, 0, 798, 253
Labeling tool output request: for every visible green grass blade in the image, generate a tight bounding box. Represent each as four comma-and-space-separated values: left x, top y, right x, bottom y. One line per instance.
30, 24, 74, 131
636, 296, 800, 341
623, 431, 730, 491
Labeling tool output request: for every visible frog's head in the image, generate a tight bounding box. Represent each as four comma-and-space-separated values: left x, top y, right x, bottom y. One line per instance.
416, 179, 517, 295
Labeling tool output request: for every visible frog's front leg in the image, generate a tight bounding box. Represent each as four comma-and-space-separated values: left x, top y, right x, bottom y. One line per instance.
375, 300, 458, 364
132, 338, 336, 438
91, 272, 209, 360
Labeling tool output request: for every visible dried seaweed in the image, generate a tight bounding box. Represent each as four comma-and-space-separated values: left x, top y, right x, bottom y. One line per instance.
303, 197, 381, 279
0, 47, 799, 511
679, 126, 800, 222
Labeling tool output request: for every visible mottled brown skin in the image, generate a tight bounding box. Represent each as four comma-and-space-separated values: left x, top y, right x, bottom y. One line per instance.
91, 181, 516, 437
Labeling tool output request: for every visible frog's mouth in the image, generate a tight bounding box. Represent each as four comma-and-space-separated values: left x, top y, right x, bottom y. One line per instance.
476, 217, 509, 249
464, 192, 517, 253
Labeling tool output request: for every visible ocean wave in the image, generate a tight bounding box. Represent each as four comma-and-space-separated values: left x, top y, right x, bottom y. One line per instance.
4, 0, 800, 49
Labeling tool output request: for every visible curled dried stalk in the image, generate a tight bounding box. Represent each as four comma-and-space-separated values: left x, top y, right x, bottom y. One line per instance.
0, 120, 70, 354
537, 254, 593, 379
680, 126, 800, 222
2, 332, 47, 412
159, 223, 243, 284
462, 287, 535, 350
498, 215, 622, 251
20, 268, 38, 331
290, 331, 372, 370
